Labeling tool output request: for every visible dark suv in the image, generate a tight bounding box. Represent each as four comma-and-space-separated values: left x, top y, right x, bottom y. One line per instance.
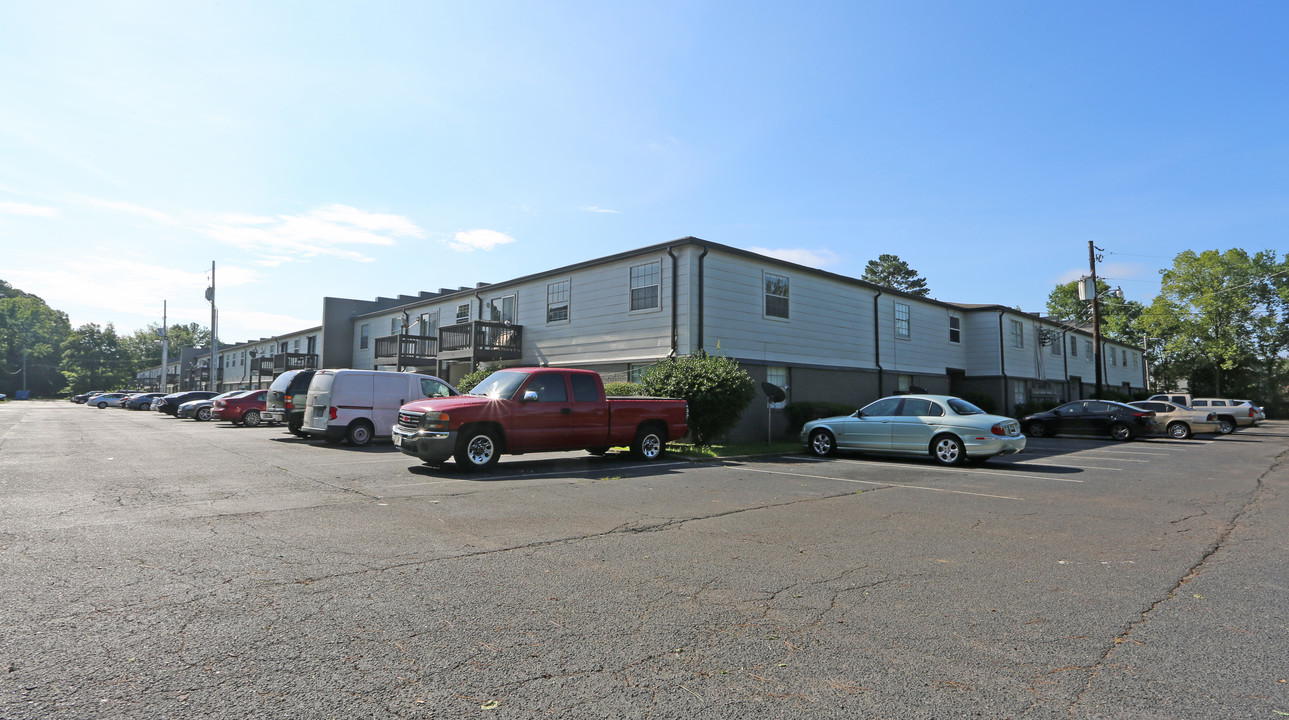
263, 369, 316, 436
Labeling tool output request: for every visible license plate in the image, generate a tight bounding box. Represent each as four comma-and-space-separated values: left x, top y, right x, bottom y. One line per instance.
392, 433, 402, 447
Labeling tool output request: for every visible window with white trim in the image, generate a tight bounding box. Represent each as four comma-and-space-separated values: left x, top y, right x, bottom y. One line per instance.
630, 261, 661, 311
455, 303, 470, 324
1010, 319, 1024, 348
1110, 347, 1117, 366
1084, 339, 1093, 358
489, 295, 515, 324
948, 316, 960, 343
1070, 336, 1078, 357
764, 272, 789, 319
547, 280, 570, 323
359, 324, 369, 350
895, 303, 911, 338
766, 366, 788, 409
1049, 331, 1061, 356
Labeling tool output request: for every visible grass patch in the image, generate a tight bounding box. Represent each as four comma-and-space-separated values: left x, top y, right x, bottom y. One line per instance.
667, 440, 803, 459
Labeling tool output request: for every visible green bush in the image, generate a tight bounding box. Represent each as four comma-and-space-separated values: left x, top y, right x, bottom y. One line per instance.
959, 391, 997, 414
604, 381, 640, 396
455, 363, 501, 394
784, 401, 856, 434
639, 352, 756, 445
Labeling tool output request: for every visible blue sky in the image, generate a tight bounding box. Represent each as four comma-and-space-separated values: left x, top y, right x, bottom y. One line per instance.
2, 1, 1285, 343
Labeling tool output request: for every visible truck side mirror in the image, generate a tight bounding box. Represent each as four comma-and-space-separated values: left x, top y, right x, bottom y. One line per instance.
522, 390, 539, 403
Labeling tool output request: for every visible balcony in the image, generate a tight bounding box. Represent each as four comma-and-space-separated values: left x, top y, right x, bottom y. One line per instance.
436, 321, 523, 363
374, 334, 438, 368
270, 353, 318, 373
251, 357, 275, 378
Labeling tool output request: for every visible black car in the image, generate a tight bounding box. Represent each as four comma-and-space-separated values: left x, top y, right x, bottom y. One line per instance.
155, 390, 217, 416
1021, 400, 1156, 441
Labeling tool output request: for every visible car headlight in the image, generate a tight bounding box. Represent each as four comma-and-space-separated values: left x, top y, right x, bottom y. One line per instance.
420, 411, 450, 431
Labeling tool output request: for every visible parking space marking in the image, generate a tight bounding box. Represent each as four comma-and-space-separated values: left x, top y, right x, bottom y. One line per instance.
736, 465, 1024, 500
804, 457, 1085, 483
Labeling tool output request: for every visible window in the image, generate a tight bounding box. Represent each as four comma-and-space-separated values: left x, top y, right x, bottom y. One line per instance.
547, 280, 570, 323
1010, 320, 1024, 348
391, 317, 401, 334
279, 341, 288, 354
420, 378, 453, 398
1050, 332, 1061, 356
1013, 380, 1026, 405
948, 316, 960, 343
489, 295, 515, 324
455, 303, 471, 324
897, 374, 912, 393
524, 374, 568, 402
895, 303, 911, 338
628, 363, 654, 383
1110, 348, 1117, 367
860, 397, 902, 417
1132, 353, 1139, 369
307, 336, 317, 354
900, 399, 943, 417
570, 374, 599, 402
764, 273, 789, 319
417, 313, 438, 337
1084, 340, 1093, 358
1070, 337, 1078, 357
1122, 349, 1127, 366
293, 338, 300, 352
630, 261, 661, 311
766, 365, 788, 409
359, 323, 370, 350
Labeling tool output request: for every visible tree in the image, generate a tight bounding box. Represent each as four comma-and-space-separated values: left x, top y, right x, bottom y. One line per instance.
0, 291, 71, 397
61, 323, 134, 394
862, 254, 930, 296
1139, 249, 1289, 397
638, 352, 756, 444
121, 322, 211, 370
1046, 279, 1145, 345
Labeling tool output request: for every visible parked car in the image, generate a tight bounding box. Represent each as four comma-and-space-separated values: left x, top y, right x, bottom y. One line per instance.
156, 391, 217, 416
1230, 400, 1266, 424
178, 391, 242, 421
123, 392, 164, 410
1127, 401, 1219, 439
71, 390, 107, 404
88, 392, 129, 409
1021, 400, 1156, 441
303, 369, 458, 446
213, 389, 269, 426
393, 367, 689, 470
263, 369, 316, 436
1187, 398, 1257, 434
801, 394, 1025, 466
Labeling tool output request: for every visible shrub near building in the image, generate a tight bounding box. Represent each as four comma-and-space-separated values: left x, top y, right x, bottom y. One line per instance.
639, 352, 756, 445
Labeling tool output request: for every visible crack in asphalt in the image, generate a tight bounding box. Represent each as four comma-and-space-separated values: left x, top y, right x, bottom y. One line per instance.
1061, 445, 1288, 718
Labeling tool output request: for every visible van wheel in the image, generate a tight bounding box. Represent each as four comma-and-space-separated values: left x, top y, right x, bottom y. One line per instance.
455, 428, 500, 471
346, 421, 373, 447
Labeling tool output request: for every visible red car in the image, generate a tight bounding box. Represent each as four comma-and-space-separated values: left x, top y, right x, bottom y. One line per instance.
212, 389, 269, 427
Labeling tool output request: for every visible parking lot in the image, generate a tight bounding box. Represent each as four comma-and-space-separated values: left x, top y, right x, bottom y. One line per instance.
2, 400, 1287, 719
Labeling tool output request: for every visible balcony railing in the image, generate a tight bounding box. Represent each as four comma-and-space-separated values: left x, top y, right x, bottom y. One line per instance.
437, 321, 523, 362
251, 357, 275, 378
374, 334, 438, 367
271, 353, 318, 373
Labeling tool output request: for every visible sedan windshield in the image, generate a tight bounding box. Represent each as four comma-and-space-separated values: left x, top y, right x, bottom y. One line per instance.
469, 371, 528, 400
946, 398, 986, 415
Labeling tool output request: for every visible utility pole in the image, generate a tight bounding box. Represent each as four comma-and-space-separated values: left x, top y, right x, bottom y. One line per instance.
1089, 241, 1104, 399
207, 262, 218, 392
160, 301, 169, 394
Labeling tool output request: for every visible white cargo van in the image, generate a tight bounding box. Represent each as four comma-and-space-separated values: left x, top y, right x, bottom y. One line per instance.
302, 369, 457, 446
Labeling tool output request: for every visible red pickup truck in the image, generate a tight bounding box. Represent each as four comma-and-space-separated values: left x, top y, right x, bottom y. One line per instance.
392, 367, 688, 471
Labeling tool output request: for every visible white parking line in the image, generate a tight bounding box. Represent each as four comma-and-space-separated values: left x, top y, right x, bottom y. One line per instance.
736, 465, 1024, 500
807, 457, 1084, 483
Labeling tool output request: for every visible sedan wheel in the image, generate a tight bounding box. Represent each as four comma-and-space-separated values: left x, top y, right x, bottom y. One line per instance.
242, 409, 262, 428
97, 401, 108, 409
1167, 421, 1191, 440
196, 407, 212, 421
808, 429, 836, 457
1109, 421, 1133, 441
1025, 421, 1046, 438
932, 435, 966, 466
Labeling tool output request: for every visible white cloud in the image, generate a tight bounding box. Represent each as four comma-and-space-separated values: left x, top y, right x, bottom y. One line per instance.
0, 201, 58, 218
581, 206, 620, 214
748, 247, 841, 269
80, 196, 177, 224
202, 204, 425, 263
446, 229, 517, 252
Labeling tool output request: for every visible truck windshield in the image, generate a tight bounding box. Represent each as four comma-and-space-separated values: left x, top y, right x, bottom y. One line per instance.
469, 371, 528, 400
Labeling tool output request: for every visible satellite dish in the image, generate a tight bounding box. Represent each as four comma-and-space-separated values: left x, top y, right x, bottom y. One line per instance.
761, 382, 786, 404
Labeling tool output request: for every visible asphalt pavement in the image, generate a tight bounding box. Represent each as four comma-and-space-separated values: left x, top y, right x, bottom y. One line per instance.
1, 400, 1286, 719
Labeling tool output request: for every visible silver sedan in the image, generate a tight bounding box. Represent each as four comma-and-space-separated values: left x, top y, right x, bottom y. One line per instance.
801, 394, 1026, 466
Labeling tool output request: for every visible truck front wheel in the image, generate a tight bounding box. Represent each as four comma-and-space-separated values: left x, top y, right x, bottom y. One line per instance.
631, 426, 665, 461
456, 428, 501, 471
